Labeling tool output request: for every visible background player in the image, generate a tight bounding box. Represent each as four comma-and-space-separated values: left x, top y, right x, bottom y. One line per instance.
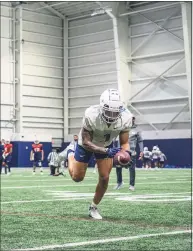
0, 139, 5, 175
47, 148, 59, 176
159, 151, 167, 168
151, 146, 161, 169
66, 89, 133, 219
2, 139, 13, 175
30, 140, 44, 175
142, 147, 152, 169
114, 116, 143, 191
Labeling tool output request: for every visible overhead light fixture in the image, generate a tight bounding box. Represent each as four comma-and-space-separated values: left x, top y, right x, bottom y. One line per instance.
91, 7, 112, 16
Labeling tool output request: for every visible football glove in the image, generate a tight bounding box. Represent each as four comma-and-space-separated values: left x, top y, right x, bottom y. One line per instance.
106, 147, 121, 158
124, 151, 133, 169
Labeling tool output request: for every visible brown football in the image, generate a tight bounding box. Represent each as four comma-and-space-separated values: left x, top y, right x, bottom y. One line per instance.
114, 150, 131, 166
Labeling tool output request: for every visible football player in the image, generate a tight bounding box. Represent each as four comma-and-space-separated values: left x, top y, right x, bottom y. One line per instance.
0, 139, 5, 175
142, 147, 152, 169
2, 139, 13, 175
159, 151, 167, 168
67, 89, 133, 219
30, 140, 44, 175
151, 146, 161, 169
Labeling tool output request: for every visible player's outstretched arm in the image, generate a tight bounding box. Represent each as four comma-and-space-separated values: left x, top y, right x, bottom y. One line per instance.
82, 128, 107, 154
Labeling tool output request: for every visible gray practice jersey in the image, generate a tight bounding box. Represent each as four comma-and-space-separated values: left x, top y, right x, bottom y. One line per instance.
152, 149, 161, 159
78, 105, 133, 147
160, 153, 166, 162
143, 150, 152, 159
129, 125, 144, 156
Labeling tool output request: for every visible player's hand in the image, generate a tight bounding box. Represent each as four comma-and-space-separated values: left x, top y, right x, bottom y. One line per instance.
139, 151, 143, 160
124, 151, 133, 169
106, 147, 121, 158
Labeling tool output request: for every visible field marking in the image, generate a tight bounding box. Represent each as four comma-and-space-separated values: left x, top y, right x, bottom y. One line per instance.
1, 180, 191, 189
1, 177, 191, 184
11, 230, 191, 251
116, 194, 191, 202
1, 192, 191, 204
1, 198, 87, 204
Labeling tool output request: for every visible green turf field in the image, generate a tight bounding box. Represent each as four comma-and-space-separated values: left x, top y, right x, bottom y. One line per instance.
1, 168, 192, 251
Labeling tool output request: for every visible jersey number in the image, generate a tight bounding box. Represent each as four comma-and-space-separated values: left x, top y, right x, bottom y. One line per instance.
34, 148, 40, 152
104, 134, 110, 142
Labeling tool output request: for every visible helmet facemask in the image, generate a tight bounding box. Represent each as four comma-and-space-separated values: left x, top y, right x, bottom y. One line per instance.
101, 104, 122, 124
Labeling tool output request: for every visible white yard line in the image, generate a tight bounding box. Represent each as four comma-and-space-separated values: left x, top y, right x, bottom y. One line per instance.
1, 198, 87, 204
1, 192, 191, 204
1, 180, 191, 189
12, 230, 191, 251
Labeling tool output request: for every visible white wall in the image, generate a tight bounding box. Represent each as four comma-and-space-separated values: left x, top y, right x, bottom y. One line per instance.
0, 2, 14, 139
0, 2, 65, 146
68, 14, 118, 135
128, 1, 190, 134
20, 3, 64, 146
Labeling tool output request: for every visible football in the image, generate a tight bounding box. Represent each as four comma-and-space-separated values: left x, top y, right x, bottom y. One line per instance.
114, 150, 131, 167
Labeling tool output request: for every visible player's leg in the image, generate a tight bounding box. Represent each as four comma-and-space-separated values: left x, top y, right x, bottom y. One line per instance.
68, 145, 92, 182
129, 156, 136, 191
3, 156, 10, 175
6, 155, 12, 174
148, 160, 151, 169
0, 158, 2, 174
32, 160, 36, 174
114, 167, 123, 190
2, 162, 7, 174
68, 156, 87, 181
89, 157, 113, 220
154, 160, 158, 169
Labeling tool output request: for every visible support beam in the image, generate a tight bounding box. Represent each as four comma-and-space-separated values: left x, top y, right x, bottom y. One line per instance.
129, 7, 183, 43
119, 2, 180, 17
181, 2, 192, 116
131, 60, 187, 95
63, 17, 69, 140
39, 2, 65, 19
128, 104, 159, 131
96, 1, 131, 104
162, 103, 189, 130
130, 56, 184, 100
131, 8, 180, 55
12, 7, 16, 133
15, 5, 23, 133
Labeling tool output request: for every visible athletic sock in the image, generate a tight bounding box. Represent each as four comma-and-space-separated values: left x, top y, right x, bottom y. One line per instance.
91, 202, 97, 208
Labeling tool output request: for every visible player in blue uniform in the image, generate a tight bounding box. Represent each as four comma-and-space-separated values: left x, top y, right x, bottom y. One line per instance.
66, 89, 133, 219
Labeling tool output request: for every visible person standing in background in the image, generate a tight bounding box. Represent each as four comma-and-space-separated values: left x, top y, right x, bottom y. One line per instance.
2, 139, 13, 175
114, 116, 144, 191
30, 140, 44, 175
0, 139, 5, 175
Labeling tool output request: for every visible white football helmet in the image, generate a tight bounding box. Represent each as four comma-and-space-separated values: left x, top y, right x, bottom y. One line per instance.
34, 140, 39, 144
99, 89, 123, 123
144, 147, 148, 151
153, 146, 157, 151
5, 139, 10, 144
